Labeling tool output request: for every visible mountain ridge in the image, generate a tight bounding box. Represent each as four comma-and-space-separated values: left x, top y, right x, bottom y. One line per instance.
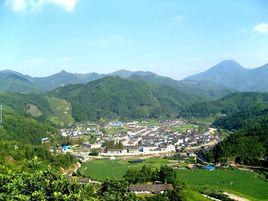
185, 60, 268, 92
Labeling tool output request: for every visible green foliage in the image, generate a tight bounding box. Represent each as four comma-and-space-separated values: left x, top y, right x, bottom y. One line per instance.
99, 179, 137, 201
202, 103, 268, 165
45, 96, 75, 126
0, 93, 74, 126
180, 92, 268, 117
89, 149, 99, 156
0, 71, 40, 94
0, 141, 77, 169
0, 111, 57, 145
103, 141, 124, 149
49, 76, 201, 121
0, 165, 95, 201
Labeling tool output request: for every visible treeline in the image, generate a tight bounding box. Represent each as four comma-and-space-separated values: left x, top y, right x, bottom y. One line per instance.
0, 110, 77, 170
180, 92, 268, 117
0, 141, 77, 170
124, 165, 187, 201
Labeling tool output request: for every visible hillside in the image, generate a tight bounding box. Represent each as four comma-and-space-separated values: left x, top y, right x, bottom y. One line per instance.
0, 109, 57, 144
0, 93, 74, 126
180, 92, 268, 117
0, 70, 40, 94
49, 76, 202, 121
205, 108, 268, 165
129, 72, 234, 100
185, 60, 268, 92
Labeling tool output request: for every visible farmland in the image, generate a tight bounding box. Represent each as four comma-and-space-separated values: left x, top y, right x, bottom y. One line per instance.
78, 159, 268, 201
176, 169, 268, 201
78, 158, 171, 180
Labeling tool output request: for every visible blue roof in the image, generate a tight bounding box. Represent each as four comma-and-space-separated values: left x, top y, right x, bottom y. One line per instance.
62, 145, 71, 150
204, 165, 215, 170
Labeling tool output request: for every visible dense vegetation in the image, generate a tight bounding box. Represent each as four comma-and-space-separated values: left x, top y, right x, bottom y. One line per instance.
0, 161, 199, 201
0, 104, 77, 170
0, 141, 77, 170
124, 165, 187, 201
0, 110, 57, 145
180, 92, 268, 117
0, 71, 40, 94
49, 76, 202, 121
194, 100, 268, 166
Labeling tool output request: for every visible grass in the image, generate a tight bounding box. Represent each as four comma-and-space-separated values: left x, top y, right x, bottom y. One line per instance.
102, 126, 128, 135
176, 169, 268, 201
187, 116, 216, 125
185, 190, 212, 201
170, 124, 197, 132
78, 158, 170, 180
79, 159, 268, 200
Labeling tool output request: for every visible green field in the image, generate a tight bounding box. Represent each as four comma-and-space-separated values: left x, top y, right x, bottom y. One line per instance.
185, 190, 212, 201
176, 169, 268, 201
79, 158, 171, 180
79, 159, 268, 201
171, 124, 198, 132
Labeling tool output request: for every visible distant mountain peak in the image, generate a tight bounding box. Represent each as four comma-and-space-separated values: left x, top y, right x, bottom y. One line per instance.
110, 69, 134, 78
211, 60, 245, 71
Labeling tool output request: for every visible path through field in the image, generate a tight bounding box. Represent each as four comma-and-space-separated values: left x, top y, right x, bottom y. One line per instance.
224, 192, 249, 201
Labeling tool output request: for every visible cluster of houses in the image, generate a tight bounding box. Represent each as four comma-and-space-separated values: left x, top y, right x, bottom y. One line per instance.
61, 120, 219, 157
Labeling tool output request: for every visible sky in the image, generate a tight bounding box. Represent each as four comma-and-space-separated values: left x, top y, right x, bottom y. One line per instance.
0, 0, 268, 80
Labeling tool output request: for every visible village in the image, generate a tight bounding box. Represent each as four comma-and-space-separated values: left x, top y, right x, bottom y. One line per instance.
59, 119, 219, 161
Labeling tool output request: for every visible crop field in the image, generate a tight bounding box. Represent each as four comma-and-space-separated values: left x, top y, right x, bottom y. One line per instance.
176, 169, 268, 201
78, 158, 171, 180
79, 159, 268, 200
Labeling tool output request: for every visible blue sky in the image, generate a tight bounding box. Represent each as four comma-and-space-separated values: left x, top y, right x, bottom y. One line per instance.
0, 0, 268, 79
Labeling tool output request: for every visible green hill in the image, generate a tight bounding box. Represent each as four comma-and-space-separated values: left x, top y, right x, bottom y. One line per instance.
180, 92, 268, 117
0, 71, 40, 94
0, 93, 74, 126
49, 76, 203, 121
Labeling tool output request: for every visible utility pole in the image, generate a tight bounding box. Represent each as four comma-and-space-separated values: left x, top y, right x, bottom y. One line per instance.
0, 104, 3, 128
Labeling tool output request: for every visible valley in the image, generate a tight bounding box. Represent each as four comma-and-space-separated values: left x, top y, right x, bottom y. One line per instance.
0, 62, 267, 201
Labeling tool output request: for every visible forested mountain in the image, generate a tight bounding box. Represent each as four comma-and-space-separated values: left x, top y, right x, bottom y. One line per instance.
204, 105, 268, 165
49, 76, 203, 121
0, 64, 234, 100
129, 72, 234, 100
180, 92, 268, 117
30, 70, 105, 91
185, 60, 268, 92
0, 70, 40, 93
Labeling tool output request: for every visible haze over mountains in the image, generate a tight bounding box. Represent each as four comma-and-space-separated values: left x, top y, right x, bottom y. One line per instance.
1, 60, 268, 100
185, 60, 268, 92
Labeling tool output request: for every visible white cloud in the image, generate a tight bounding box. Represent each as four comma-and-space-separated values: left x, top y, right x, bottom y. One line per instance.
254, 22, 268, 34
170, 15, 185, 26
5, 0, 77, 13
173, 15, 185, 21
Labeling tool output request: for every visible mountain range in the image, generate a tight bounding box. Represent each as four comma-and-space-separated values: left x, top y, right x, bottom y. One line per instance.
1, 60, 268, 97
185, 60, 268, 92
